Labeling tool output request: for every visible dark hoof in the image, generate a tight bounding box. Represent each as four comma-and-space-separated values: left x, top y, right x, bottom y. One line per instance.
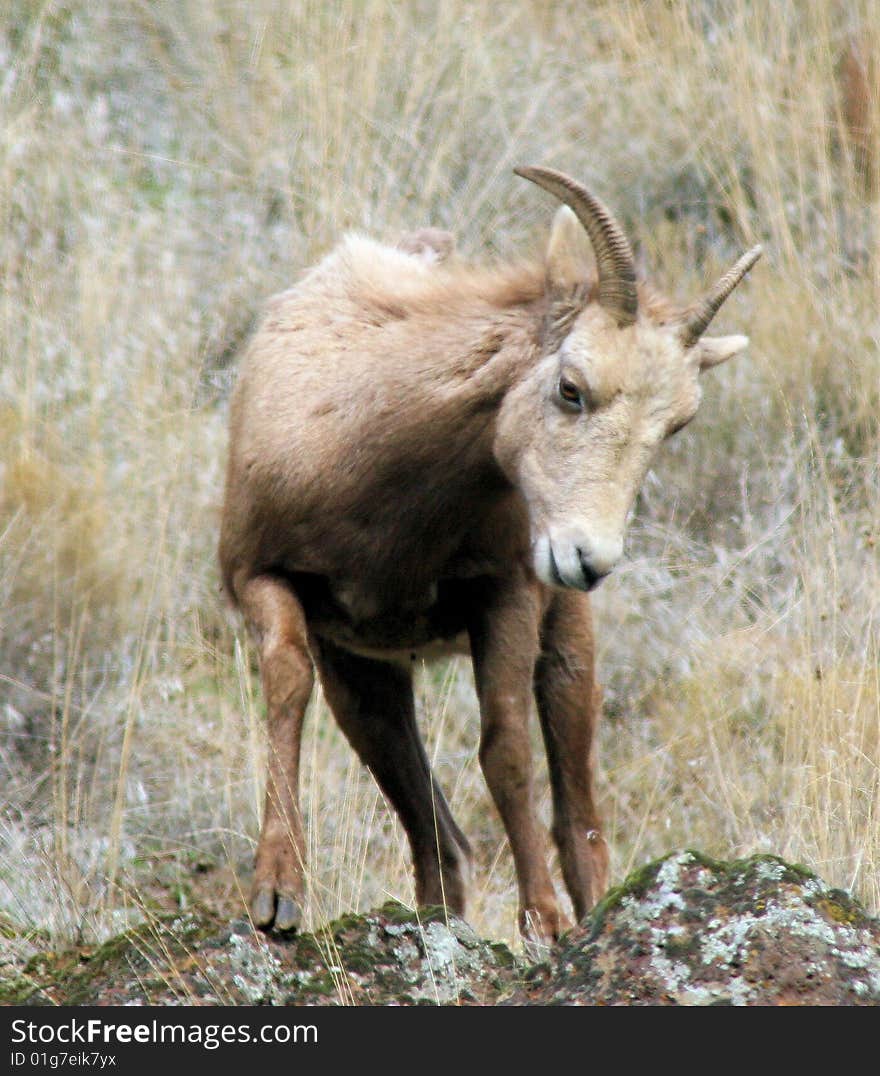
250, 887, 276, 928
250, 887, 302, 933
274, 895, 302, 933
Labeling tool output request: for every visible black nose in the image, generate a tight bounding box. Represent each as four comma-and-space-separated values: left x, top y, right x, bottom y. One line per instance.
578, 549, 611, 591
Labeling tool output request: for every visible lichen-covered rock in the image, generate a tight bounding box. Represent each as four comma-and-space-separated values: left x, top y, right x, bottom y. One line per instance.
5, 902, 522, 1006
516, 851, 880, 1005
5, 852, 880, 1006
282, 903, 522, 1005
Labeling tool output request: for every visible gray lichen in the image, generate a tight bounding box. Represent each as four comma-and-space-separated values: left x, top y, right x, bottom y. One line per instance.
518, 850, 880, 1006
6, 853, 879, 1006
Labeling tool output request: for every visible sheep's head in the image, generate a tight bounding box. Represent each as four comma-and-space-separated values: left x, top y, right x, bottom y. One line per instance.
495, 167, 761, 590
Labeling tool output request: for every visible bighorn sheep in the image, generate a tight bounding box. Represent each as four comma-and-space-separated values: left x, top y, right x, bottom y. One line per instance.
219, 167, 761, 941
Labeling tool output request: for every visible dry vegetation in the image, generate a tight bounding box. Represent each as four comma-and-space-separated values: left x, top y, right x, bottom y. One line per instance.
1, 0, 878, 953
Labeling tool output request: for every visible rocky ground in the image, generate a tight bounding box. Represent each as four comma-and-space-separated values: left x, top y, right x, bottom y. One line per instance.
3, 851, 880, 1006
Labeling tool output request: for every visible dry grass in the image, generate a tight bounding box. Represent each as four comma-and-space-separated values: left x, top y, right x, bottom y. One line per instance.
1, 0, 878, 955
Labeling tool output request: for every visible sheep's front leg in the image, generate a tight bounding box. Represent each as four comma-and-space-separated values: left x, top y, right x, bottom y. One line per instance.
237, 573, 314, 932
535, 589, 609, 920
468, 574, 566, 942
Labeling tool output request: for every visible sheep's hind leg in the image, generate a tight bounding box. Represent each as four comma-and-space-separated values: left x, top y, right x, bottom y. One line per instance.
313, 638, 472, 915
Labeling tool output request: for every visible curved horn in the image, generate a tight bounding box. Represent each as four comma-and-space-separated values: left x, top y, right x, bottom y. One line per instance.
679, 245, 763, 349
514, 165, 638, 327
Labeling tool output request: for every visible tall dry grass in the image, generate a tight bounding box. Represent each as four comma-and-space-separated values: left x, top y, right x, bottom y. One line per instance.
0, 0, 878, 952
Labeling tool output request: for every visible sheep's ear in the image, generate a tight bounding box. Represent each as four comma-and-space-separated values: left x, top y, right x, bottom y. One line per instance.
397, 228, 455, 264
696, 333, 750, 371
545, 205, 593, 298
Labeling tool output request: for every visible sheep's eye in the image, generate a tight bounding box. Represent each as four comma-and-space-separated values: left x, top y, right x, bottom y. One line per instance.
558, 377, 583, 408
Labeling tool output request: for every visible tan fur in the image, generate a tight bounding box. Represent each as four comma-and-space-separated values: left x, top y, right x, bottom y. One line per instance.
219, 178, 756, 941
